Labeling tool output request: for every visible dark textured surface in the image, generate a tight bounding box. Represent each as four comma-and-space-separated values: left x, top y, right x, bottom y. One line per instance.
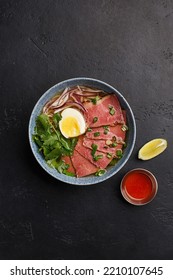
0, 0, 173, 260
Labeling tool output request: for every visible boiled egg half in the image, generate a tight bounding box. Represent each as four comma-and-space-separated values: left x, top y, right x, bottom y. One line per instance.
59, 108, 86, 138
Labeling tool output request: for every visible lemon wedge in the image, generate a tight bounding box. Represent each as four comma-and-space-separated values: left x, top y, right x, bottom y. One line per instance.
138, 138, 167, 160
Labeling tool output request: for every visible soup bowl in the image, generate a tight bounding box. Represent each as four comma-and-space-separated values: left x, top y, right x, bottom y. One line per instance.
28, 77, 136, 185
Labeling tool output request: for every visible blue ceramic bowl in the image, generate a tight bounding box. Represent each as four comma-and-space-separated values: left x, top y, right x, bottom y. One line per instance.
29, 77, 136, 185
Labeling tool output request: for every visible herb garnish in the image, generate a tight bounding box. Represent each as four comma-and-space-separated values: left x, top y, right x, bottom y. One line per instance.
109, 158, 119, 166
91, 143, 103, 161
94, 132, 100, 137
95, 169, 106, 176
91, 144, 98, 157
47, 159, 75, 176
103, 125, 109, 135
116, 149, 123, 158
121, 124, 128, 132
93, 117, 98, 123
33, 113, 78, 175
90, 96, 100, 105
111, 142, 117, 147
53, 113, 62, 128
108, 105, 115, 115
107, 153, 112, 159
106, 140, 112, 146
87, 128, 92, 132
94, 154, 103, 161
123, 142, 127, 148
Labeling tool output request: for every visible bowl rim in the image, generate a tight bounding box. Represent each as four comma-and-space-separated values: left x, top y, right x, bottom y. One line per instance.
120, 168, 158, 205
28, 77, 136, 185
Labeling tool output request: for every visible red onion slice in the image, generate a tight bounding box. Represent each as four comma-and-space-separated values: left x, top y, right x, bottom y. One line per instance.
43, 95, 59, 113
43, 88, 68, 113
53, 101, 87, 114
43, 85, 104, 116
50, 88, 69, 107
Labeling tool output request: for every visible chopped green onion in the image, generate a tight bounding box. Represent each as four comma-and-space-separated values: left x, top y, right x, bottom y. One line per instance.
107, 153, 112, 159
109, 158, 119, 166
93, 117, 98, 123
87, 128, 92, 132
94, 154, 103, 161
123, 142, 127, 148
106, 140, 112, 145
91, 144, 103, 161
116, 149, 123, 158
108, 105, 115, 115
91, 143, 102, 162
121, 125, 128, 131
91, 144, 98, 157
94, 132, 100, 137
95, 169, 106, 176
103, 125, 109, 135
111, 142, 117, 147
90, 96, 100, 105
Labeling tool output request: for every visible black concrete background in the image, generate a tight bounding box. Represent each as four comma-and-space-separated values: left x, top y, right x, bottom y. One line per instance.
0, 0, 173, 260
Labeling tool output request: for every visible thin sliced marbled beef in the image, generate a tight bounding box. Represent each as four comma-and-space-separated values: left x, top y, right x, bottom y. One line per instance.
84, 94, 124, 127
109, 125, 126, 142
71, 150, 98, 177
62, 156, 75, 174
83, 138, 123, 156
75, 136, 113, 169
85, 125, 126, 143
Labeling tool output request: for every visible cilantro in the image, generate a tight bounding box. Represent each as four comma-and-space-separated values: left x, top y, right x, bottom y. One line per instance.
42, 145, 51, 156
53, 113, 62, 128
71, 137, 78, 150
43, 134, 58, 148
35, 114, 52, 137
45, 142, 62, 160
47, 159, 70, 174
33, 113, 78, 177
63, 171, 76, 177
60, 137, 72, 151
58, 163, 69, 174
32, 135, 43, 147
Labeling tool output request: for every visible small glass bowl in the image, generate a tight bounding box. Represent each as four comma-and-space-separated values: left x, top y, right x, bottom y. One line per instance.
120, 168, 158, 206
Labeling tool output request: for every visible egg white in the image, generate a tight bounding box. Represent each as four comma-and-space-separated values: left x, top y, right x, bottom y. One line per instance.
59, 108, 86, 138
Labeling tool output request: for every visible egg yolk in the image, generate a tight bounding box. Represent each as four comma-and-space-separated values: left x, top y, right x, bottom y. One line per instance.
61, 116, 80, 137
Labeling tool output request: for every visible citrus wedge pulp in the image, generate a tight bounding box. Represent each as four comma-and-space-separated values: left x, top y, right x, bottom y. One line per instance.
138, 138, 167, 160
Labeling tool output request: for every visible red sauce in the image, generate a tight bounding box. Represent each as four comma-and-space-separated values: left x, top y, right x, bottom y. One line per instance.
123, 172, 153, 200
